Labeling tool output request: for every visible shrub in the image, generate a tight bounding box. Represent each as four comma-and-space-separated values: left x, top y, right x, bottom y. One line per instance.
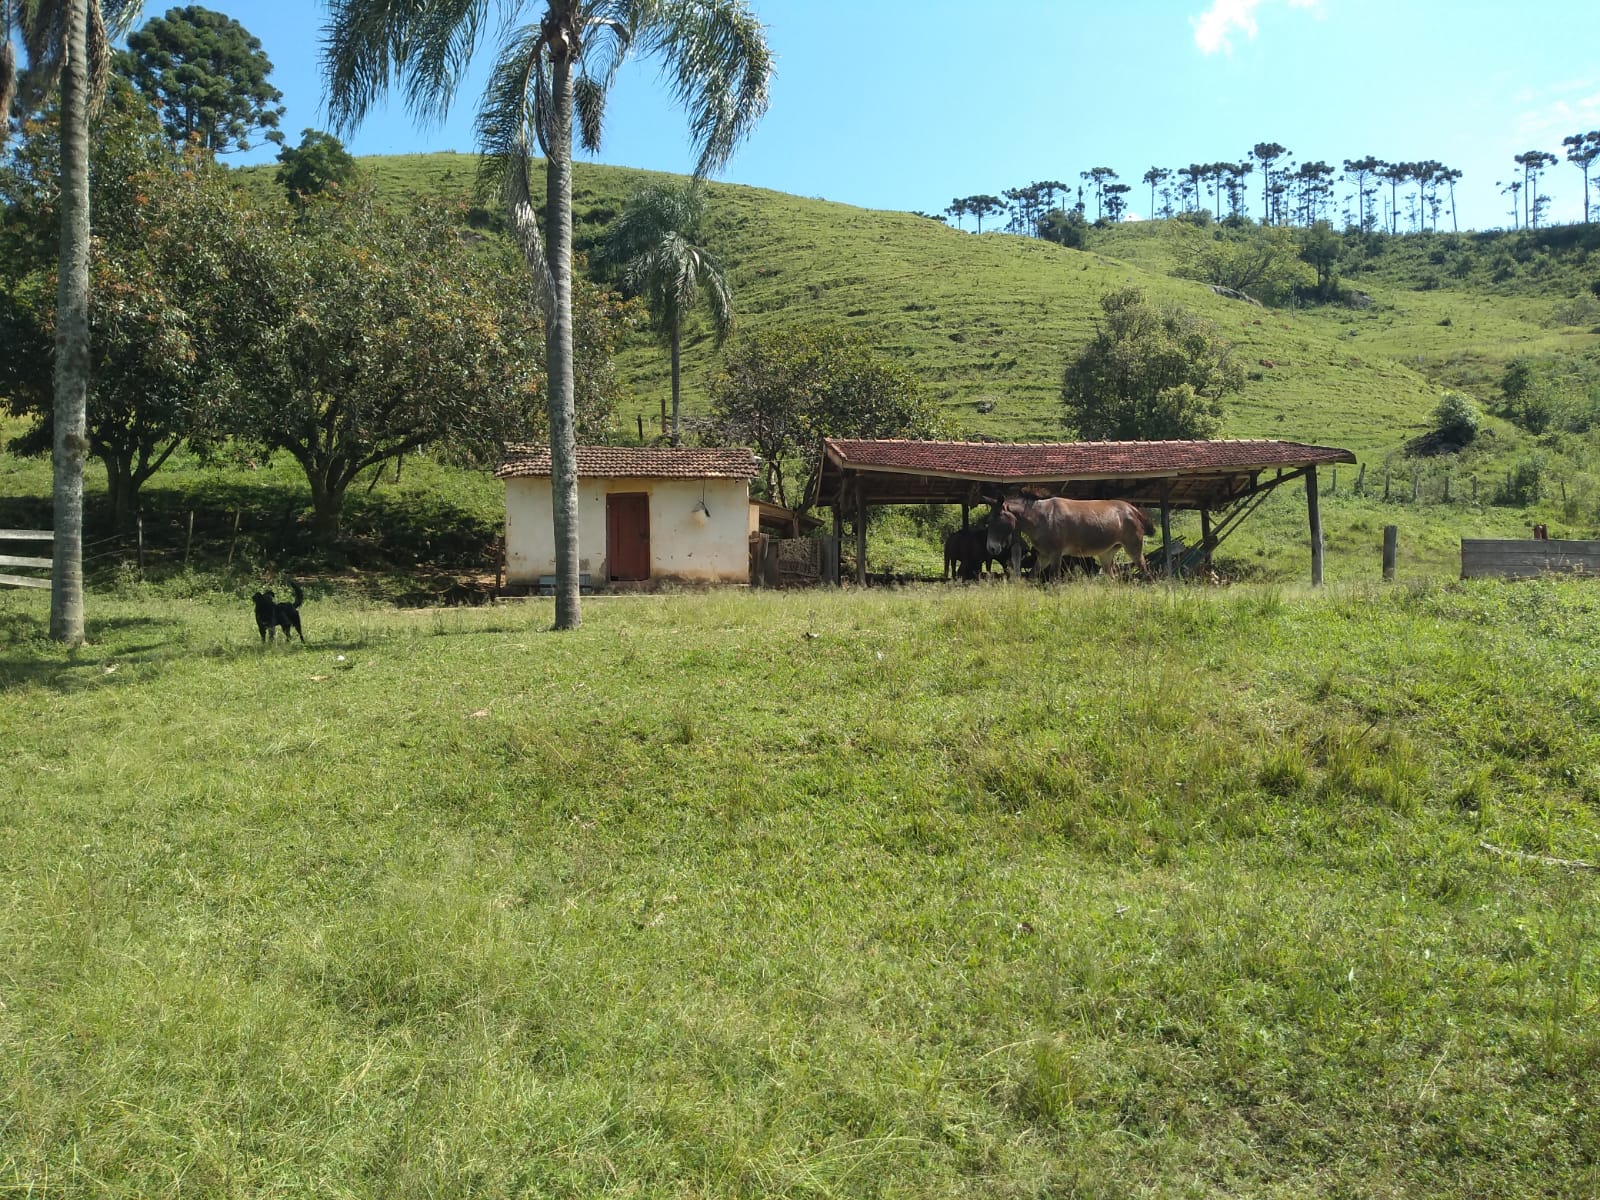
1431, 393, 1480, 445
1495, 456, 1547, 506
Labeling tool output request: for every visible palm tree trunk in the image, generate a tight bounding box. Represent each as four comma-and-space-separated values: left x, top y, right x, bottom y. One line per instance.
51, 0, 90, 645
546, 45, 581, 630
669, 319, 681, 446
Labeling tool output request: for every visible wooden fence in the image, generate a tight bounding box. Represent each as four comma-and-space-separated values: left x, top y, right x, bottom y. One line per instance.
1461, 538, 1600, 580
0, 529, 52, 590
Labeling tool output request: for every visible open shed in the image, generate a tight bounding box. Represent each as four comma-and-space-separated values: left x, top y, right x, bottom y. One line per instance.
811, 438, 1358, 584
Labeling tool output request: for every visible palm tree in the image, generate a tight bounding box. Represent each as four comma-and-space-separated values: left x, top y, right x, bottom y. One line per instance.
323, 0, 771, 631
596, 182, 732, 445
5, 0, 139, 644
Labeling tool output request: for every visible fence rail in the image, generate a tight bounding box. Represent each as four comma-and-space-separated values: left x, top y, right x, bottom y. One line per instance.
1461, 538, 1600, 580
0, 528, 53, 589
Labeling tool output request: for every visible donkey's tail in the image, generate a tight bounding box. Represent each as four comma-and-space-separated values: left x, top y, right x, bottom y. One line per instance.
1132, 505, 1156, 536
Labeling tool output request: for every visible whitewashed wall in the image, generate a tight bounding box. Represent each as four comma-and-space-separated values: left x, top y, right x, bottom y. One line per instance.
504, 475, 752, 585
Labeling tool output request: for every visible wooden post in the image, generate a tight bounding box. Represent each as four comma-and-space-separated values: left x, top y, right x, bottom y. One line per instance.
1307, 466, 1324, 586
183, 510, 195, 567
961, 502, 969, 531
1382, 524, 1397, 581
1200, 507, 1213, 570
1160, 488, 1174, 579
855, 482, 868, 586
1412, 468, 1421, 503
1355, 463, 1366, 496
660, 396, 668, 435
136, 513, 145, 578
1330, 467, 1337, 495
226, 509, 241, 567
832, 489, 844, 588
1384, 468, 1391, 502
1444, 473, 1451, 503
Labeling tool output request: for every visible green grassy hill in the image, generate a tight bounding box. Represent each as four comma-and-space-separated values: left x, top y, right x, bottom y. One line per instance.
234, 152, 1599, 467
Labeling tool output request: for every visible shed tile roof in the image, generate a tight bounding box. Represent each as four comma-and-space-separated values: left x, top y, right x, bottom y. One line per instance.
497, 444, 761, 480
822, 438, 1355, 479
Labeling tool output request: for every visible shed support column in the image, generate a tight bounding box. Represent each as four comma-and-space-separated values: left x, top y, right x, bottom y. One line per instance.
1306, 466, 1324, 586
1160, 487, 1174, 579
855, 484, 867, 587
832, 490, 844, 588
961, 502, 969, 532
1200, 507, 1213, 570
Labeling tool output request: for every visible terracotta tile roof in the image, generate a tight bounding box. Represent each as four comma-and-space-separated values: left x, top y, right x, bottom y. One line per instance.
822, 438, 1355, 479
496, 444, 761, 480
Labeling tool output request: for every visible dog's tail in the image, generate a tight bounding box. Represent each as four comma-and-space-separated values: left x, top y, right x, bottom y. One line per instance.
289, 580, 304, 608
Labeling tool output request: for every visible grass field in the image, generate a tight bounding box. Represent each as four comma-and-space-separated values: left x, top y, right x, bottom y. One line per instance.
4, 579, 1600, 1197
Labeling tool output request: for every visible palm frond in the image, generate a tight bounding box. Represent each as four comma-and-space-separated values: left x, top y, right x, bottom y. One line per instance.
572, 71, 605, 152
475, 21, 549, 162
642, 0, 770, 178
322, 0, 497, 133
504, 134, 555, 318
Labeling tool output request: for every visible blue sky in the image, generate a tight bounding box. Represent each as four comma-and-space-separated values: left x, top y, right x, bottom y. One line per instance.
214, 0, 1600, 232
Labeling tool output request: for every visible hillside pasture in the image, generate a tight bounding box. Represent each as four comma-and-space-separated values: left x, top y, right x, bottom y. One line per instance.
3, 581, 1599, 1197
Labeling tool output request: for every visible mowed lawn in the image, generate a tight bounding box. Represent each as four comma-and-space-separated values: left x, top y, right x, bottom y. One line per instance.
3, 580, 1599, 1197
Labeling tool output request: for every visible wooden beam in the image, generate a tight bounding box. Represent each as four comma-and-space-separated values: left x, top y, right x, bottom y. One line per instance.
1200, 507, 1213, 570
0, 573, 51, 589
1306, 466, 1324, 586
855, 480, 868, 586
833, 484, 845, 587
0, 554, 53, 570
1160, 486, 1174, 579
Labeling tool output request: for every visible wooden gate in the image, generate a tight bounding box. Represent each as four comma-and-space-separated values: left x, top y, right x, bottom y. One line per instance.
606, 493, 651, 581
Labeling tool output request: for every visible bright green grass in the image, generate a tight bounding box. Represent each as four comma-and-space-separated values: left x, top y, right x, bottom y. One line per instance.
3, 581, 1599, 1197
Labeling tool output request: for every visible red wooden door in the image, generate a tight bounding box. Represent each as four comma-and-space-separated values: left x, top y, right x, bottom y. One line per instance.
606, 493, 651, 581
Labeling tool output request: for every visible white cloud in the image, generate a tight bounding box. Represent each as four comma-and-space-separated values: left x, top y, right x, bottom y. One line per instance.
1192, 0, 1321, 56
1511, 80, 1600, 147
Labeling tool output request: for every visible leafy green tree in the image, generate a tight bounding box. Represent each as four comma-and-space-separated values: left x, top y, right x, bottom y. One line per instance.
1514, 149, 1557, 229
1142, 166, 1170, 220
595, 182, 731, 445
117, 5, 286, 152
944, 196, 969, 230
708, 325, 945, 509
964, 194, 1003, 233
1431, 392, 1480, 446
1, 83, 248, 528
1342, 156, 1382, 233
324, 0, 771, 630
1298, 220, 1342, 296
1173, 223, 1312, 305
1038, 205, 1088, 248
215, 196, 594, 541
1252, 142, 1288, 223
1563, 131, 1600, 223
275, 128, 359, 205
4, 0, 141, 643
1061, 287, 1244, 441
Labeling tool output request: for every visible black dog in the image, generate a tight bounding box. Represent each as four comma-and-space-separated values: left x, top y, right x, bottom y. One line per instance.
253, 581, 306, 643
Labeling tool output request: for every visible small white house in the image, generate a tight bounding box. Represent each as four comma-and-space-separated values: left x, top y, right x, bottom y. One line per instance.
496, 444, 762, 588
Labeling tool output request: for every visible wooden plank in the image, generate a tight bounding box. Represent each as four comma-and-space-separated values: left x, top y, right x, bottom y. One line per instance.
0, 572, 51, 589
0, 529, 53, 541
1461, 539, 1600, 579
0, 553, 52, 569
